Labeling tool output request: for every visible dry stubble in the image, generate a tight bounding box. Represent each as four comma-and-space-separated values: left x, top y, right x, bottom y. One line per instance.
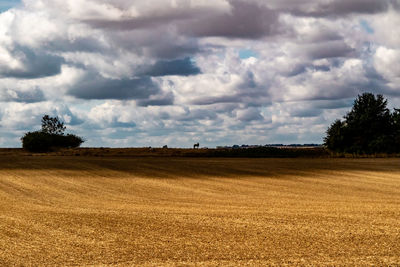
0, 156, 399, 266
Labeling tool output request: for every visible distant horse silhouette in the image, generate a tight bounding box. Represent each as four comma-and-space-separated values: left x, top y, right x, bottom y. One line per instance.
193, 143, 199, 149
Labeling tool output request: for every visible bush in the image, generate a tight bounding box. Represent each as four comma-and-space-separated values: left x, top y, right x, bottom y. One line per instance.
51, 133, 85, 149
21, 115, 84, 152
22, 131, 53, 152
21, 131, 84, 152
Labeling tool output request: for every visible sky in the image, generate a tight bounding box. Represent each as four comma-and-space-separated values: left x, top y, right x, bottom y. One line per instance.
0, 0, 400, 148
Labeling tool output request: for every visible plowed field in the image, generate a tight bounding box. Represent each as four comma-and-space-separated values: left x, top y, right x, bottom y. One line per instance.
0, 156, 399, 266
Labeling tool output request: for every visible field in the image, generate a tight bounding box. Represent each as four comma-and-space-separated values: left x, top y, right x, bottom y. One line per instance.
0, 152, 400, 266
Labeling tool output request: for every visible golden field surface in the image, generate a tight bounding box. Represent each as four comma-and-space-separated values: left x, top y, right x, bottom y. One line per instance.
0, 153, 400, 266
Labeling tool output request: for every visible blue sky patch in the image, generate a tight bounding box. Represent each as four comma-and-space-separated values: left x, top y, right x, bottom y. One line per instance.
0, 0, 20, 12
239, 49, 258, 59
360, 20, 374, 34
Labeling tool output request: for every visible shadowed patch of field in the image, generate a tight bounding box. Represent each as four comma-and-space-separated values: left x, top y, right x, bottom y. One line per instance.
0, 156, 399, 265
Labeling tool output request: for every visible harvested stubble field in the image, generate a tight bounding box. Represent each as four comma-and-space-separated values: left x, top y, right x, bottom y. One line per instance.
0, 152, 400, 266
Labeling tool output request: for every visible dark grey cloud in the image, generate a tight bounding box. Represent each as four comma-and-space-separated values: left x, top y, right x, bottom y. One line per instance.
314, 99, 354, 109
286, 0, 390, 17
85, 1, 280, 39
283, 64, 331, 77
318, 0, 390, 16
235, 71, 272, 107
284, 64, 308, 77
305, 41, 356, 60
391, 0, 400, 10
146, 41, 200, 60
305, 30, 343, 43
107, 26, 200, 60
290, 108, 323, 118
85, 7, 207, 31
0, 87, 45, 103
0, 46, 64, 79
179, 1, 279, 39
357, 71, 391, 96
192, 95, 241, 106
68, 75, 162, 100
313, 65, 331, 72
237, 108, 264, 121
143, 58, 201, 77
286, 99, 357, 120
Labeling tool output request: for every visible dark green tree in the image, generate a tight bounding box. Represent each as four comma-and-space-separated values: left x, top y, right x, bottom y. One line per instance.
325, 93, 399, 154
392, 108, 400, 148
324, 119, 346, 152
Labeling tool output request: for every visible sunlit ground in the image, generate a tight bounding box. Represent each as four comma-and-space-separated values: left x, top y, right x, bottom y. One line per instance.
0, 155, 399, 266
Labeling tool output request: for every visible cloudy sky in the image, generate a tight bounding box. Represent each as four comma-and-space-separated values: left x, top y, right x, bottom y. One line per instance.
0, 0, 400, 147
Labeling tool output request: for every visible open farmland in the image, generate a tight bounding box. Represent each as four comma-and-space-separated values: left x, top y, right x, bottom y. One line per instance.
0, 154, 400, 266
